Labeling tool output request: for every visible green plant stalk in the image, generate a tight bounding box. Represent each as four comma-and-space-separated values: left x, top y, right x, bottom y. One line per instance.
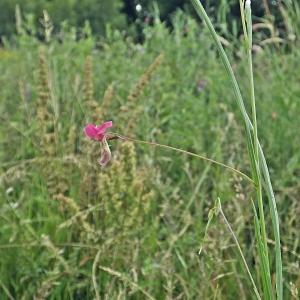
245, 3, 257, 161
198, 199, 218, 256
218, 198, 261, 300
114, 134, 253, 184
190, 1, 282, 299
239, 0, 247, 41
259, 145, 282, 300
252, 200, 274, 299
245, 3, 272, 297
92, 249, 101, 300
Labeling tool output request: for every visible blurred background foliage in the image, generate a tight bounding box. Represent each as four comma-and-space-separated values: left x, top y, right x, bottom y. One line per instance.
0, 0, 293, 41
0, 0, 299, 298
0, 0, 125, 38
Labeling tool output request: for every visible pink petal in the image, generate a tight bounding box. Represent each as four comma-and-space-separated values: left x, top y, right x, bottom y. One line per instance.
98, 138, 111, 167
96, 121, 113, 134
84, 124, 98, 139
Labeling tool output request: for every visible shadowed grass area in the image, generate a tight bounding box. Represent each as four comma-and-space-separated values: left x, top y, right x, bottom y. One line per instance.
0, 6, 299, 299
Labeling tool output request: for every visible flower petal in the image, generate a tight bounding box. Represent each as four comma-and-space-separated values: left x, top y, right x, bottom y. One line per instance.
84, 124, 98, 139
96, 121, 113, 134
98, 138, 111, 167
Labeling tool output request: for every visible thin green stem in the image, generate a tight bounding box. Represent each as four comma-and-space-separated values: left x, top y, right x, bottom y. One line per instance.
252, 200, 274, 299
113, 133, 254, 184
246, 6, 258, 161
239, 0, 248, 39
190, 0, 252, 130
190, 1, 282, 299
246, 3, 272, 297
92, 249, 101, 300
259, 145, 282, 300
218, 198, 261, 300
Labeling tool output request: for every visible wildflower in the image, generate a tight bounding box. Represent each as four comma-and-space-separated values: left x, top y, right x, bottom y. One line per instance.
84, 121, 113, 166
84, 121, 112, 141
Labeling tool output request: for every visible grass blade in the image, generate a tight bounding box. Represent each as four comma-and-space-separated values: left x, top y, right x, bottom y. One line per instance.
190, 1, 283, 298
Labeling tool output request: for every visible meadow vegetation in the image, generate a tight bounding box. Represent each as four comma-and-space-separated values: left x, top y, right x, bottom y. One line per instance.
0, 3, 299, 299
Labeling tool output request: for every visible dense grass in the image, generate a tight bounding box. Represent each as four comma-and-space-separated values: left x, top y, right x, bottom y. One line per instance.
0, 8, 299, 300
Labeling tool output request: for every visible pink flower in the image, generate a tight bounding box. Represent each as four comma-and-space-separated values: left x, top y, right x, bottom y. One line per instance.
84, 121, 113, 141
84, 121, 113, 167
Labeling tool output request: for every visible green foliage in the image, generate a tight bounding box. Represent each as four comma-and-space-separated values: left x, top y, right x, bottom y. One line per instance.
0, 0, 295, 41
0, 0, 125, 38
0, 9, 300, 299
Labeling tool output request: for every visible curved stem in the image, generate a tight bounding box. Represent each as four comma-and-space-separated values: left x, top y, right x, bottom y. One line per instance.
218, 198, 261, 300
113, 133, 254, 184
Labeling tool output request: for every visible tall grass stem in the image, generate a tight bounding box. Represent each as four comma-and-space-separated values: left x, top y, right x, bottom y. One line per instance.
217, 198, 261, 300
190, 0, 283, 299
245, 2, 273, 298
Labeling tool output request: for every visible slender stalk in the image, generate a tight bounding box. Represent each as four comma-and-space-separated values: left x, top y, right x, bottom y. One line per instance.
92, 249, 101, 300
113, 133, 253, 184
252, 201, 274, 299
190, 1, 282, 299
217, 198, 261, 300
0, 279, 14, 300
245, 2, 272, 297
239, 0, 247, 41
99, 266, 155, 300
245, 1, 258, 161
259, 144, 282, 300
